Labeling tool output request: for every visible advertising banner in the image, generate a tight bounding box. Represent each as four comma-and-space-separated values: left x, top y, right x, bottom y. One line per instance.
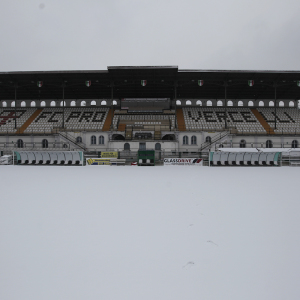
99, 151, 118, 158
164, 158, 203, 166
87, 158, 111, 165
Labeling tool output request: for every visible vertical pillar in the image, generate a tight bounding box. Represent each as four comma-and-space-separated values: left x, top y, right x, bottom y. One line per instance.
14, 83, 17, 129
224, 82, 227, 129
111, 82, 114, 130
62, 83, 65, 129
274, 84, 277, 130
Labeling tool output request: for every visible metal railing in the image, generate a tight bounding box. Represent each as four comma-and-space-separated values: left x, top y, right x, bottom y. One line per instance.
0, 142, 70, 150
214, 142, 300, 150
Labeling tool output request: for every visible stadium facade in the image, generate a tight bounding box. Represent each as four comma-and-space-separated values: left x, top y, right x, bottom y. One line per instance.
0, 66, 300, 157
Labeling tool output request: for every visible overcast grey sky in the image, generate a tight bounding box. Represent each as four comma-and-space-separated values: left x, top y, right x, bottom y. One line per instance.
0, 0, 300, 72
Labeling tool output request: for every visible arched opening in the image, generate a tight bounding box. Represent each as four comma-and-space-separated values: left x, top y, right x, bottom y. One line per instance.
266, 140, 273, 148
196, 100, 202, 106
206, 136, 211, 143
76, 136, 82, 143
50, 101, 56, 107
21, 101, 26, 107
81, 101, 86, 107
292, 140, 298, 148
101, 100, 107, 106
162, 134, 175, 141
217, 100, 223, 106
31, 101, 36, 107
42, 139, 48, 148
269, 101, 274, 107
91, 100, 96, 106
113, 100, 117, 105
240, 139, 246, 148
186, 100, 192, 105
112, 134, 125, 140
248, 101, 254, 107
17, 139, 24, 148
238, 101, 243, 107
155, 143, 161, 150
289, 101, 295, 107
11, 101, 15, 107
176, 100, 181, 105
227, 100, 233, 106
2, 101, 7, 107
60, 101, 66, 107
99, 135, 104, 145
259, 101, 264, 107
279, 101, 284, 107
63, 143, 68, 149
40, 101, 46, 107
183, 135, 188, 145
124, 142, 130, 151
91, 135, 96, 145
191, 135, 197, 145
70, 101, 76, 106
206, 100, 212, 106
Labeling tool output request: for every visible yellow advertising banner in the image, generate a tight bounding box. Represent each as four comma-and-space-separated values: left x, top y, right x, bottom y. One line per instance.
100, 152, 118, 158
87, 158, 111, 165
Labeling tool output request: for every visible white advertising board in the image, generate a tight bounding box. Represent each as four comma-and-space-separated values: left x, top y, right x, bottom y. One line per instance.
164, 158, 203, 166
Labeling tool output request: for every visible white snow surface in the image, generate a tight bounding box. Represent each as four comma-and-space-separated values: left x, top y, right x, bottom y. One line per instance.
1, 166, 300, 300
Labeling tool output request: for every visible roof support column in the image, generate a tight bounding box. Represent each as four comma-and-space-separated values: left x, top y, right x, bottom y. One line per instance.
111, 82, 114, 131
224, 81, 228, 130
14, 83, 17, 129
274, 83, 277, 130
62, 83, 65, 129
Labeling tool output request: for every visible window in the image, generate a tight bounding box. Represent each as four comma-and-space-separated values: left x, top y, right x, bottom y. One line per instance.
101, 100, 107, 106
206, 100, 212, 106
31, 101, 36, 107
91, 135, 96, 145
99, 135, 104, 145
259, 101, 264, 107
240, 139, 246, 148
186, 100, 192, 105
289, 101, 295, 107
176, 100, 181, 105
238, 101, 243, 106
206, 136, 211, 143
11, 101, 15, 107
227, 100, 233, 106
2, 101, 7, 107
292, 140, 298, 148
191, 136, 197, 145
113, 100, 117, 105
183, 136, 188, 145
248, 101, 254, 106
60, 101, 66, 107
279, 101, 284, 107
269, 101, 274, 107
71, 101, 76, 106
21, 101, 26, 107
266, 140, 273, 148
196, 100, 202, 106
124, 143, 130, 150
91, 100, 96, 105
50, 101, 56, 107
76, 136, 82, 143
81, 101, 86, 106
42, 139, 48, 148
217, 100, 223, 106
155, 143, 161, 150
63, 143, 68, 148
17, 139, 24, 148
40, 101, 46, 107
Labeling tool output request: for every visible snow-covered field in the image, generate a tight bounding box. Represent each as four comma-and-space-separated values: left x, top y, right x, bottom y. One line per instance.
1, 166, 300, 300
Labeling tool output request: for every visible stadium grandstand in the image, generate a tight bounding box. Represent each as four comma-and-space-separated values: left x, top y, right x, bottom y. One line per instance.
1, 66, 300, 163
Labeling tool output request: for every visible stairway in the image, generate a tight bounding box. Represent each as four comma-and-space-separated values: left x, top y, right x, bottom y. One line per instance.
176, 108, 186, 131
19, 109, 43, 134
251, 109, 275, 134
59, 132, 86, 150
125, 127, 132, 140
102, 109, 113, 131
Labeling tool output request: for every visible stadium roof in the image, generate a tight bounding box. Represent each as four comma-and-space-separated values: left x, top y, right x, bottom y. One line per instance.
0, 66, 300, 101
